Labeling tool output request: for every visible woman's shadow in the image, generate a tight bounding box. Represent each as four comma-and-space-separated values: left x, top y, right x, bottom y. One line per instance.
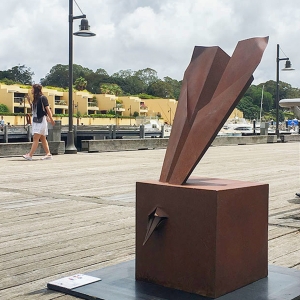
288, 193, 300, 204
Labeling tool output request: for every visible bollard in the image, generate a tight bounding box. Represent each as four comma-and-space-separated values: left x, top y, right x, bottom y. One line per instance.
48, 120, 62, 142
112, 125, 117, 139
109, 125, 113, 139
140, 124, 145, 139
74, 125, 77, 146
161, 124, 165, 138
260, 122, 269, 135
4, 125, 8, 143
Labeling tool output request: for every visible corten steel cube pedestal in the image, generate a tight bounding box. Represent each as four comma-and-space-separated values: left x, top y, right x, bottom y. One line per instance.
136, 177, 269, 298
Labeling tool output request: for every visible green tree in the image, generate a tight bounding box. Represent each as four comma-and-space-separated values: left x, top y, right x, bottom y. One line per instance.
120, 75, 145, 95
95, 68, 109, 76
0, 104, 9, 113
0, 65, 33, 85
86, 68, 110, 94
0, 78, 16, 85
236, 96, 260, 120
41, 64, 69, 87
163, 76, 182, 100
100, 83, 123, 95
245, 85, 274, 112
111, 69, 134, 79
41, 64, 93, 89
110, 69, 145, 95
74, 76, 87, 91
147, 80, 174, 98
134, 68, 158, 86
263, 80, 300, 105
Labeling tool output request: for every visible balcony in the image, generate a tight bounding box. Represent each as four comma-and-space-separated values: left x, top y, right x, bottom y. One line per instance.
14, 97, 30, 108
115, 104, 125, 112
140, 104, 148, 113
55, 100, 67, 106
88, 101, 99, 108
14, 97, 25, 104
13, 97, 31, 114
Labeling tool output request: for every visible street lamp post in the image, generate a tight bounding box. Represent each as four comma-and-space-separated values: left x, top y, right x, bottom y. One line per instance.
128, 105, 132, 126
65, 0, 95, 154
168, 108, 172, 125
74, 101, 79, 125
275, 44, 294, 141
20, 97, 26, 128
113, 107, 118, 126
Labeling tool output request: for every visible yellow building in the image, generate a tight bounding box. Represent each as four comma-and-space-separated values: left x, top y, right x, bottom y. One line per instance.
118, 96, 148, 117
228, 108, 244, 120
0, 84, 244, 126
95, 94, 122, 115
0, 84, 31, 115
43, 88, 67, 115
143, 98, 178, 125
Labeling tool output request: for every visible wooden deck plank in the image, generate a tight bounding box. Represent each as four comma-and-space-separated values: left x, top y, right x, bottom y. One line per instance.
0, 143, 299, 299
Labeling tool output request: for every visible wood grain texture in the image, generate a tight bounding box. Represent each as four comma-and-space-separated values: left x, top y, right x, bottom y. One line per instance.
0, 142, 299, 299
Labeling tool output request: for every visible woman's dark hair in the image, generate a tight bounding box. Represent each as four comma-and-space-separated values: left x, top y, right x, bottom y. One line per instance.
32, 84, 43, 106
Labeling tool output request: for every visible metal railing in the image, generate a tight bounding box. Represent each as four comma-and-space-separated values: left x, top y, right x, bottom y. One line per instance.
88, 102, 98, 107
14, 97, 25, 104
55, 100, 67, 105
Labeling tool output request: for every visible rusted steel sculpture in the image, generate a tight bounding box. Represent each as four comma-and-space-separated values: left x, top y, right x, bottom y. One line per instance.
136, 178, 269, 298
160, 37, 269, 185
136, 37, 269, 298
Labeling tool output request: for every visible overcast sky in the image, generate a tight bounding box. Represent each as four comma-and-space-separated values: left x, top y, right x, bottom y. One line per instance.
0, 0, 299, 89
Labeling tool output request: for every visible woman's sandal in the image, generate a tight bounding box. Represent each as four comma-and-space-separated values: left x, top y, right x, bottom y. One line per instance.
40, 154, 53, 160
22, 153, 33, 161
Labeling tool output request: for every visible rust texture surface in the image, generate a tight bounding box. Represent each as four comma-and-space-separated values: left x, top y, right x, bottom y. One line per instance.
160, 37, 269, 185
136, 178, 269, 298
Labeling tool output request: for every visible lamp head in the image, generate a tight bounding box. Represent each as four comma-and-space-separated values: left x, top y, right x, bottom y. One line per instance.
282, 60, 295, 71
73, 18, 96, 37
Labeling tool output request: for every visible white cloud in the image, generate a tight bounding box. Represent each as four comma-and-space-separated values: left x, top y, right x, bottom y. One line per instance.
0, 0, 299, 88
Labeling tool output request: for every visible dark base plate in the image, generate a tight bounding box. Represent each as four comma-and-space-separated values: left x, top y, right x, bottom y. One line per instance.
48, 260, 300, 300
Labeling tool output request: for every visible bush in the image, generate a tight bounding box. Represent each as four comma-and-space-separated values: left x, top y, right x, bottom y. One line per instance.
0, 104, 9, 113
89, 113, 116, 118
134, 93, 159, 99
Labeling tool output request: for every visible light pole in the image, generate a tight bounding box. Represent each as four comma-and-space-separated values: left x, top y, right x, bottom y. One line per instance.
74, 101, 79, 125
259, 84, 264, 124
275, 44, 294, 141
19, 97, 26, 128
168, 108, 172, 125
113, 107, 118, 126
128, 105, 132, 126
65, 0, 95, 154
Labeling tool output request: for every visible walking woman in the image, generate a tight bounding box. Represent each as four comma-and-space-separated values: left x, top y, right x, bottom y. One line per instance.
23, 84, 55, 161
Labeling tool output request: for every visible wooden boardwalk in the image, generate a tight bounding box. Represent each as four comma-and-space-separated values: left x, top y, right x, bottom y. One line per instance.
0, 142, 299, 299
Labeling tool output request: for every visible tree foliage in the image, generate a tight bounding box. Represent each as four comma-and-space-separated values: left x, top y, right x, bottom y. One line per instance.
100, 83, 123, 96
40, 64, 94, 89
0, 78, 16, 85
236, 96, 260, 120
0, 104, 9, 113
237, 80, 300, 121
0, 65, 33, 85
147, 79, 176, 98
40, 65, 182, 99
74, 76, 87, 91
134, 68, 158, 86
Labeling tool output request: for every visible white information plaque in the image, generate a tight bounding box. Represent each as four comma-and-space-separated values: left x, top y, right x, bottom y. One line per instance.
48, 274, 101, 290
